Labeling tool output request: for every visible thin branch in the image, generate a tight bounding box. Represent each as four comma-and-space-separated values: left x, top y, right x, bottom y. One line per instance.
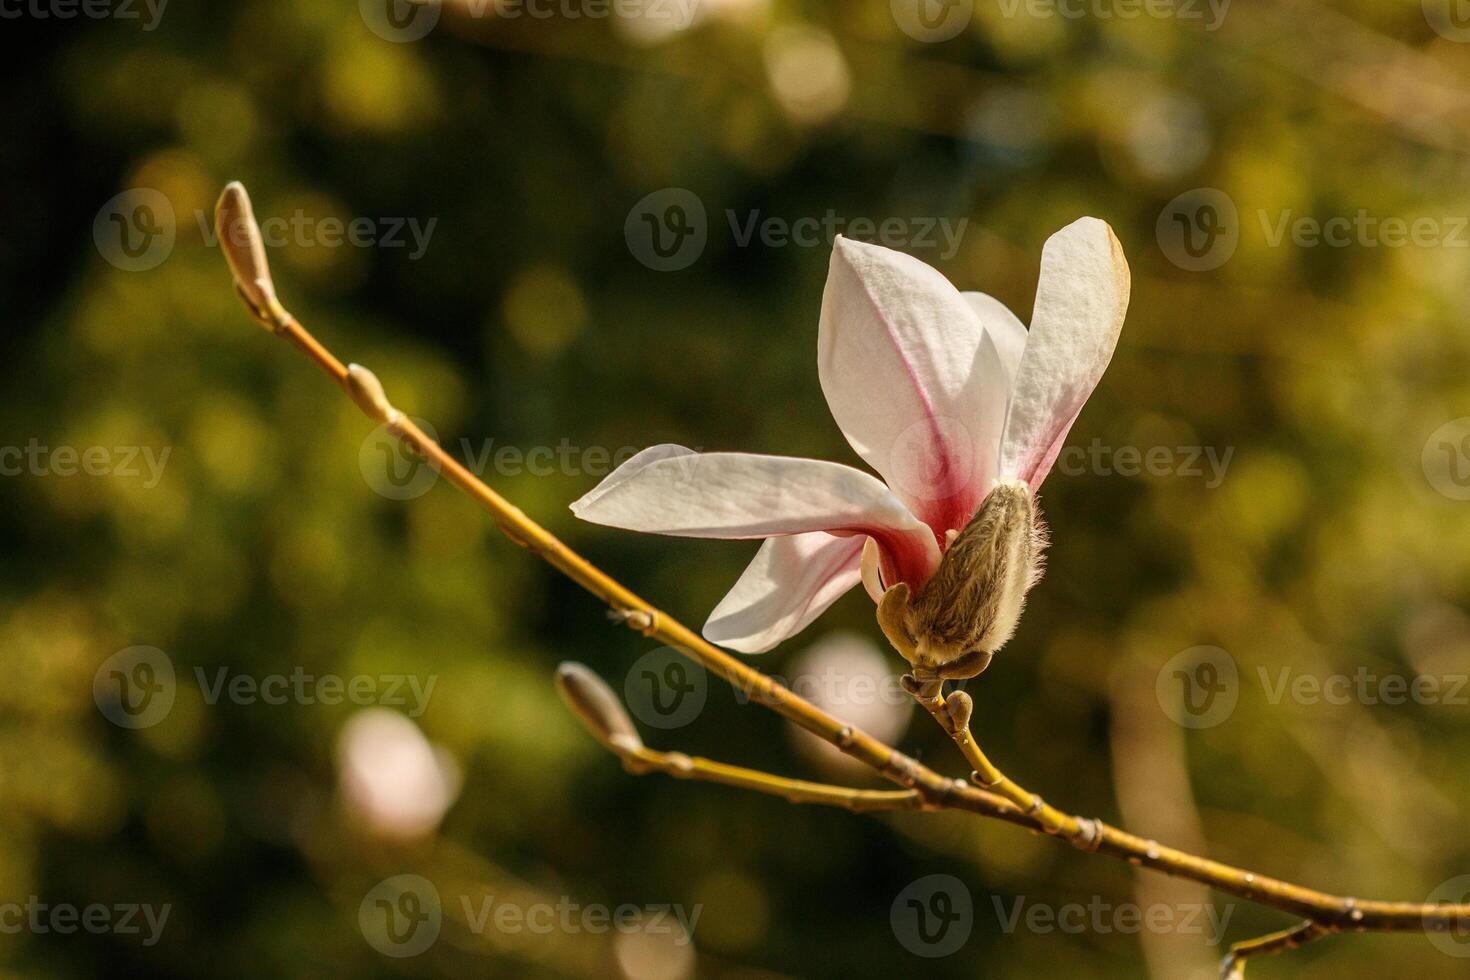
215, 182, 1470, 969
1220, 920, 1330, 978
903, 674, 1095, 846
556, 662, 922, 814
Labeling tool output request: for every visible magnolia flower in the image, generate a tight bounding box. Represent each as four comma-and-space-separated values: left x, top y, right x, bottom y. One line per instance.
573, 220, 1129, 675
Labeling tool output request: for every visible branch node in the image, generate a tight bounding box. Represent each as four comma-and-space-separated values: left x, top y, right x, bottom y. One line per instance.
1069, 817, 1103, 852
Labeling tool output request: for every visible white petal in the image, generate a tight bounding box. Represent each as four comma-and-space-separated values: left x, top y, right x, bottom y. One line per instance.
570, 446, 940, 586
998, 218, 1130, 490
818, 237, 1008, 536
702, 532, 864, 653
961, 291, 1027, 385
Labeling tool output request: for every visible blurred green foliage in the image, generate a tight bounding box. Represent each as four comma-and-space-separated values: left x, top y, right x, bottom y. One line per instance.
6, 1, 1470, 977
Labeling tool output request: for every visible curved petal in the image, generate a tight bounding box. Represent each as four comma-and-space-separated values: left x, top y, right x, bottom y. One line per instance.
702, 532, 865, 653
961, 291, 1027, 384
818, 237, 1007, 537
998, 218, 1130, 490
570, 446, 940, 586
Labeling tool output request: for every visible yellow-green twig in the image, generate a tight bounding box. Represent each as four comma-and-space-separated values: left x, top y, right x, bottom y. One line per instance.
216, 181, 1470, 977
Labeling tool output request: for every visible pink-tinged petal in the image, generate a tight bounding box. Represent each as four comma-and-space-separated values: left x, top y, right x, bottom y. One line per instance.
818, 237, 1007, 536
998, 218, 1130, 490
702, 532, 865, 653
570, 446, 940, 586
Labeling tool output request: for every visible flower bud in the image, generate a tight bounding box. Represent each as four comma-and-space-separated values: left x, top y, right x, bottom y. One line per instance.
214, 181, 279, 325
556, 662, 643, 752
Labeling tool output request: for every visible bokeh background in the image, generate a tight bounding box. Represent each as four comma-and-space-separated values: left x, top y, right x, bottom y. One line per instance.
8, 0, 1470, 976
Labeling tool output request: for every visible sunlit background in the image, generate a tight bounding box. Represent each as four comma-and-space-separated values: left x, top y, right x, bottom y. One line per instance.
7, 1, 1470, 977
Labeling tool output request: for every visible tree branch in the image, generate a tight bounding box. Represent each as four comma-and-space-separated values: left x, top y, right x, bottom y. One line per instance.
216, 181, 1470, 973
1220, 920, 1329, 978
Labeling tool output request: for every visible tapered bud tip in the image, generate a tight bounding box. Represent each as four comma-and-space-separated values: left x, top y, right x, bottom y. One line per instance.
215, 181, 277, 318
346, 364, 396, 425
555, 662, 642, 750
